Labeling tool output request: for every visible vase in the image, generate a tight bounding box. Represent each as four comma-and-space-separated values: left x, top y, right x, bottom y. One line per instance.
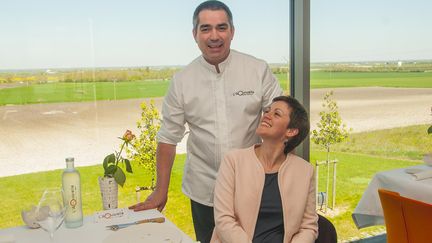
98, 176, 118, 210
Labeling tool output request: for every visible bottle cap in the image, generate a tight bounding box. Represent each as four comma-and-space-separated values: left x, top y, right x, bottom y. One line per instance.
65, 157, 75, 169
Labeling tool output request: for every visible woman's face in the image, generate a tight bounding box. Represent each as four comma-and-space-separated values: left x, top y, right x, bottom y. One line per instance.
256, 101, 292, 140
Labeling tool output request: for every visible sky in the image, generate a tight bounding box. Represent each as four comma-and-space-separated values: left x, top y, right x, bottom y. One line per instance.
0, 0, 431, 70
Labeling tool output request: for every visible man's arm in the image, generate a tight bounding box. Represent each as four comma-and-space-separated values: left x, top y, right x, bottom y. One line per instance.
129, 142, 176, 212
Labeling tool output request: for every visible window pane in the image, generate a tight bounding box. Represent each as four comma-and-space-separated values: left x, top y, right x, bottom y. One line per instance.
311, 0, 432, 240
0, 0, 290, 232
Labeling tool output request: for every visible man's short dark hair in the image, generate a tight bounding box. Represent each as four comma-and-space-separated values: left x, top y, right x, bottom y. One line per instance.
272, 96, 310, 155
193, 0, 234, 31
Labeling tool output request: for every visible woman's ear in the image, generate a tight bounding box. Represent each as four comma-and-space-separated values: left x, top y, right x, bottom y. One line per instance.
285, 128, 299, 138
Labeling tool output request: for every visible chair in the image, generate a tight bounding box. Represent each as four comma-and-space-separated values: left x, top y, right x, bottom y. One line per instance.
315, 214, 337, 243
378, 189, 408, 243
400, 194, 432, 243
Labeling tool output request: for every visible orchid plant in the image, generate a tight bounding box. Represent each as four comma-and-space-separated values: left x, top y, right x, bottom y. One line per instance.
103, 130, 135, 187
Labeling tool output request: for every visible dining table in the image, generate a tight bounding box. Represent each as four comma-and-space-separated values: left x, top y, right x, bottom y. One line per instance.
352, 164, 432, 229
0, 208, 196, 243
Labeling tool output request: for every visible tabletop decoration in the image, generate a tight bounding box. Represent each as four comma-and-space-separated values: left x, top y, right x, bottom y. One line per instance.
99, 130, 135, 210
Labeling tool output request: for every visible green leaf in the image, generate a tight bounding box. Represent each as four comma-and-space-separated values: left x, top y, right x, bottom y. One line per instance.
124, 159, 133, 173
428, 125, 432, 134
103, 153, 116, 170
104, 164, 117, 176
114, 168, 126, 187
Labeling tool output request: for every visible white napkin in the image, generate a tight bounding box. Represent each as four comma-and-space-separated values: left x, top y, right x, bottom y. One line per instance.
412, 169, 432, 180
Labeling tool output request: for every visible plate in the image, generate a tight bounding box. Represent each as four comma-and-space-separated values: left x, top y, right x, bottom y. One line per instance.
103, 223, 182, 243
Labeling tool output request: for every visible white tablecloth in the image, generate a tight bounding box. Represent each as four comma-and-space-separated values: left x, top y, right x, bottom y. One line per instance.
352, 164, 432, 229
0, 209, 195, 243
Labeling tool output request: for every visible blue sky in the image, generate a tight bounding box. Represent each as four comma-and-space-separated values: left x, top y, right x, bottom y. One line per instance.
0, 0, 431, 69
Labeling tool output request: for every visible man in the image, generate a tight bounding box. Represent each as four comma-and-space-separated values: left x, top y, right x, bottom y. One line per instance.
129, 1, 283, 242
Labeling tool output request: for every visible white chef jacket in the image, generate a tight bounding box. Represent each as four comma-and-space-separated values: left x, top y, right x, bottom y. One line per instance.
157, 49, 283, 206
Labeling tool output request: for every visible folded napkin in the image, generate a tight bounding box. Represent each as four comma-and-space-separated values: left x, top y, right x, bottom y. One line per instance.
412, 169, 432, 180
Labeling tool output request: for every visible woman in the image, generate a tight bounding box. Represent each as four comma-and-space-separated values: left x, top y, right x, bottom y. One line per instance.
211, 96, 318, 243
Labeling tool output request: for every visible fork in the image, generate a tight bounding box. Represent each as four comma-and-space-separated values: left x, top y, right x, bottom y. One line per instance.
106, 216, 165, 231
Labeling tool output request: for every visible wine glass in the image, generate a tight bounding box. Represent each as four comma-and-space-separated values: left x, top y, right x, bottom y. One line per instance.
35, 188, 66, 242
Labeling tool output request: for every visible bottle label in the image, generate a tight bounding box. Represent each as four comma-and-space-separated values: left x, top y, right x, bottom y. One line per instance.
69, 185, 78, 212
63, 172, 83, 224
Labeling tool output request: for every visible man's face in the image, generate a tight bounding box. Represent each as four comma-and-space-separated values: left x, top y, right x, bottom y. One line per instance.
193, 9, 234, 65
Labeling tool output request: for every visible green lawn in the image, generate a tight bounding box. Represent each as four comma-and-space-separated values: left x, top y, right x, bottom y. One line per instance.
0, 80, 170, 106
2, 71, 432, 105
313, 124, 432, 161
310, 71, 432, 89
2, 124, 430, 240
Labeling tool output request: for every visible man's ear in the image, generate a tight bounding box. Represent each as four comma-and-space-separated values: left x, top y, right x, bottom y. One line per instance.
286, 128, 299, 138
231, 26, 235, 40
192, 29, 197, 42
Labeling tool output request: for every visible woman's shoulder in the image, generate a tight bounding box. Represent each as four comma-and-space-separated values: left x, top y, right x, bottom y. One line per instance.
286, 154, 314, 171
224, 145, 255, 160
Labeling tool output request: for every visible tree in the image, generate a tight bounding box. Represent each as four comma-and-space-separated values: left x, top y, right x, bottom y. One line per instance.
311, 91, 351, 210
126, 99, 160, 191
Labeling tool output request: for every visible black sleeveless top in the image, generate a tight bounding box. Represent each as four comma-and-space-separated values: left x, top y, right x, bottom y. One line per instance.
252, 172, 284, 243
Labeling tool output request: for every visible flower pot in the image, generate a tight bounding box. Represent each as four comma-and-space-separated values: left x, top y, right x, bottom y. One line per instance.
98, 176, 118, 210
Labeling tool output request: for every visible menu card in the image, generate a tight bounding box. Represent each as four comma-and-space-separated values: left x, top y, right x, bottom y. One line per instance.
94, 208, 129, 223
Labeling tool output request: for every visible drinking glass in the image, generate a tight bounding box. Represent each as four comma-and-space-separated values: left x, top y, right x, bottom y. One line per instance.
35, 188, 66, 242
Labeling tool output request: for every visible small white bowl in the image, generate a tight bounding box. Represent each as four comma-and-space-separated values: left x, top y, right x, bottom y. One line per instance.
424, 153, 432, 166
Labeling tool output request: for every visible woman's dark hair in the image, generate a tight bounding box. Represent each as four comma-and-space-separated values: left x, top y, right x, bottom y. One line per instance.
272, 96, 310, 155
193, 0, 234, 31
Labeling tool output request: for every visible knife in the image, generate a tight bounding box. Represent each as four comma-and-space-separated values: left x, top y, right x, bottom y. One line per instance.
106, 216, 165, 231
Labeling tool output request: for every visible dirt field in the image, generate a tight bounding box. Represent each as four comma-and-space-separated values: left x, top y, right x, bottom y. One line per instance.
1, 87, 431, 177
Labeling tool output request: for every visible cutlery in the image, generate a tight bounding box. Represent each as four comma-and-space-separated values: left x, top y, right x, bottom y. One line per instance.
106, 216, 165, 231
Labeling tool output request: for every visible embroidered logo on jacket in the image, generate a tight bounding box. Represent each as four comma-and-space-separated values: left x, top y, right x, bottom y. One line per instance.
232, 90, 255, 96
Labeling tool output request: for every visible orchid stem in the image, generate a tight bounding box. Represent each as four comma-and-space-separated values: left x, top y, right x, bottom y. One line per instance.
115, 141, 126, 167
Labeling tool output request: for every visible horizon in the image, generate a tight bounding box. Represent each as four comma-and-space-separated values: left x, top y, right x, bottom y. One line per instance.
1, 0, 431, 70
2, 58, 432, 73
